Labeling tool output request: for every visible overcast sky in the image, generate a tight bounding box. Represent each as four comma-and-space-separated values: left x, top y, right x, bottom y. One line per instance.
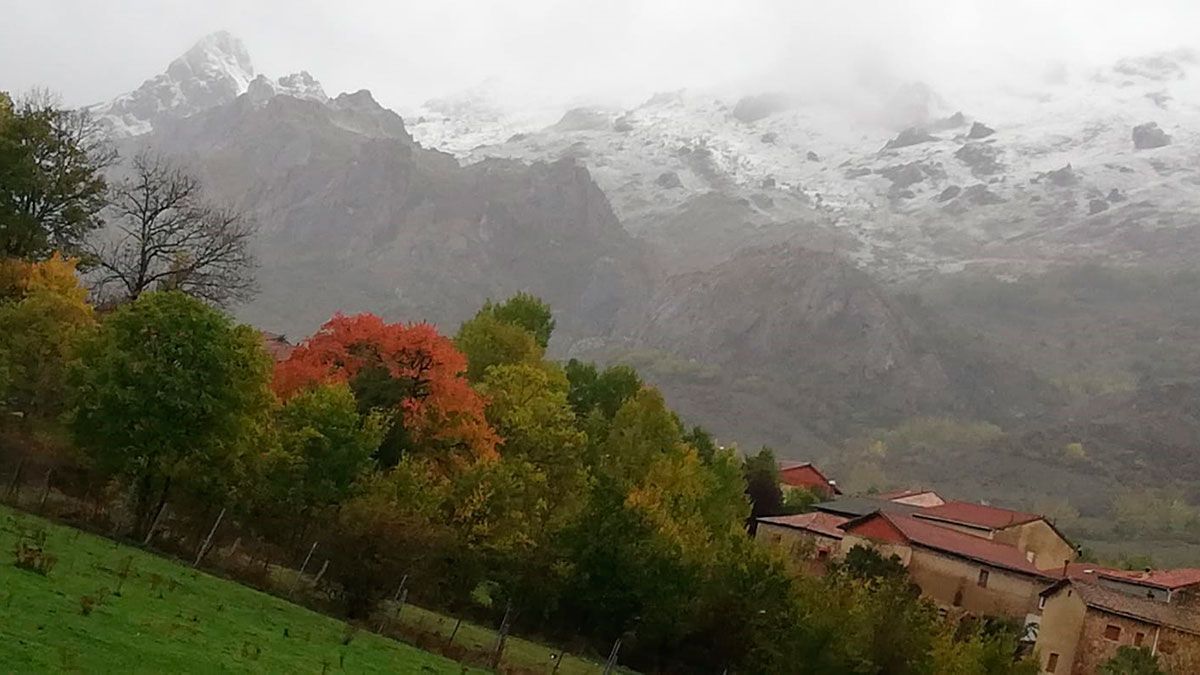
4, 0, 1200, 112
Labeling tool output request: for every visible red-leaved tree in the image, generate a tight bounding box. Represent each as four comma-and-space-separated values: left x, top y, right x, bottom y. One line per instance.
274, 313, 498, 466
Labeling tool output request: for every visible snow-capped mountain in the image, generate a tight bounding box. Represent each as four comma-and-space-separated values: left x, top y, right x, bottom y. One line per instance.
408, 50, 1200, 279
90, 31, 326, 137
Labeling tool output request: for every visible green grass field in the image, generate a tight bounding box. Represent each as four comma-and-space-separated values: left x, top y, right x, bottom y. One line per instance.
0, 504, 478, 673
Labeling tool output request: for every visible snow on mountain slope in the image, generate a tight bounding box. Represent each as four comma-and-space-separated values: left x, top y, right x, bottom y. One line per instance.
408, 51, 1200, 279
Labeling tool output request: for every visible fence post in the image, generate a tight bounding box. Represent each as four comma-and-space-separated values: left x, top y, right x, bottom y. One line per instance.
377, 575, 408, 632
289, 540, 319, 596
38, 468, 53, 511
194, 507, 226, 567
446, 617, 463, 647
603, 638, 621, 675
312, 559, 330, 585
490, 600, 513, 670
6, 458, 24, 500
226, 536, 242, 560
551, 650, 566, 674
142, 501, 168, 546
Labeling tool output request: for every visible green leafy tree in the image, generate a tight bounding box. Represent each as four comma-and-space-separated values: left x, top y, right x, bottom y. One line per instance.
1099, 646, 1164, 675
781, 486, 820, 514
598, 388, 682, 481
682, 424, 718, 463
455, 313, 542, 382
260, 382, 385, 519
0, 90, 114, 259
565, 359, 642, 420
477, 363, 589, 523
480, 292, 555, 348
324, 458, 461, 616
834, 544, 912, 583
743, 446, 784, 519
68, 291, 273, 535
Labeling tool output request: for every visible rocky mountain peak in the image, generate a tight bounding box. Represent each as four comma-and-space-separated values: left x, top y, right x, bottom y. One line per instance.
245, 71, 329, 106
92, 31, 256, 137
91, 31, 339, 140
169, 30, 254, 88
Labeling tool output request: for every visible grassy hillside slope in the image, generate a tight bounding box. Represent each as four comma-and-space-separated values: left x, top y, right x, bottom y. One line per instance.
0, 504, 476, 673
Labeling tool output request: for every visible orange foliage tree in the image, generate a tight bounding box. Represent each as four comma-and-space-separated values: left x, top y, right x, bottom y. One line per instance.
274, 313, 498, 466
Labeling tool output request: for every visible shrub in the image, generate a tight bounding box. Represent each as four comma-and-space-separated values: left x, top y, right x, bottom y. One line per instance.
13, 527, 57, 576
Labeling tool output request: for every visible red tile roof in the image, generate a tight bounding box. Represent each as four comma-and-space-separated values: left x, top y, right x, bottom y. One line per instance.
912, 500, 1042, 530
758, 512, 849, 539
778, 462, 842, 495
1062, 562, 1122, 582
1097, 568, 1200, 590
843, 512, 1054, 579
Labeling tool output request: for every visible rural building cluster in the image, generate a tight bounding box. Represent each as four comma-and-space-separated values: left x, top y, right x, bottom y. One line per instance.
757, 465, 1200, 673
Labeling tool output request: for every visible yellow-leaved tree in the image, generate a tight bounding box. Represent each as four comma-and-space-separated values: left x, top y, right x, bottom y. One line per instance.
0, 254, 95, 420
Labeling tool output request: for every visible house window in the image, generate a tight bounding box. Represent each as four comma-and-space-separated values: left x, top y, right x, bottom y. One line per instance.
816, 549, 830, 562
1046, 653, 1059, 673
1103, 624, 1121, 641
1134, 632, 1145, 646
953, 589, 964, 607
1038, 595, 1047, 610
977, 569, 990, 588
1160, 640, 1176, 655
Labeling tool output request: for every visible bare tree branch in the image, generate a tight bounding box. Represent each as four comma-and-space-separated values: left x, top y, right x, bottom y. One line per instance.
88, 151, 258, 307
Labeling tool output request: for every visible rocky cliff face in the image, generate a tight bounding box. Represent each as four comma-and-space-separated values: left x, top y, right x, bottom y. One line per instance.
595, 245, 1049, 449
100, 34, 654, 343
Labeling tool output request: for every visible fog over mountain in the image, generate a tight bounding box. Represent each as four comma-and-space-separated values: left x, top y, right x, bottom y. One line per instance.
7, 1, 1200, 113
9, 3, 1200, 562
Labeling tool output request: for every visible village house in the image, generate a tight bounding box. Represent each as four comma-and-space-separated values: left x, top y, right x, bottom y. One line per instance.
777, 462, 841, 499
757, 477, 1200, 673
909, 501, 1077, 571
755, 511, 849, 574
1088, 568, 1200, 607
759, 490, 1078, 625
811, 496, 1076, 572
838, 510, 1058, 620
1035, 579, 1200, 674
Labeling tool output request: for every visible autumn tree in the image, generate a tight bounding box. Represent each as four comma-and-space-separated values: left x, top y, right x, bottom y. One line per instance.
68, 291, 273, 535
0, 90, 113, 259
0, 254, 96, 420
88, 151, 257, 306
274, 312, 497, 468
